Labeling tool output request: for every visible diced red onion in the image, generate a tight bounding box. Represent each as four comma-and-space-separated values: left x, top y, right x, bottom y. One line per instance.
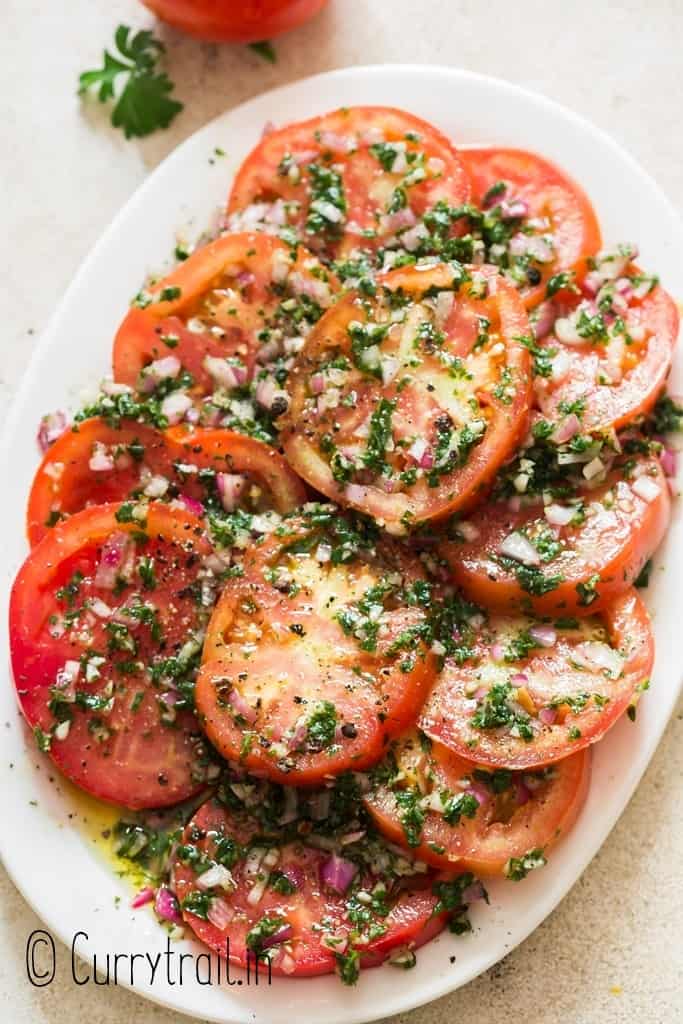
514, 779, 531, 806
660, 448, 677, 477
545, 503, 576, 527
490, 643, 505, 662
632, 475, 661, 503
279, 952, 297, 975
207, 897, 235, 930
320, 853, 357, 894
37, 411, 68, 452
217, 472, 246, 512
526, 235, 554, 263
408, 438, 428, 463
262, 924, 294, 949
383, 207, 417, 234
344, 483, 368, 505
529, 624, 557, 648
552, 413, 581, 444
179, 494, 205, 517
465, 782, 491, 808
508, 232, 529, 257
499, 531, 541, 566
88, 444, 115, 472
196, 863, 234, 891
227, 688, 257, 724
511, 672, 529, 685
203, 355, 239, 390
318, 131, 355, 153
139, 355, 181, 393
257, 338, 282, 365
461, 880, 487, 903
401, 222, 429, 252
381, 356, 400, 385
572, 641, 624, 679
101, 378, 133, 397
255, 375, 277, 409
427, 156, 446, 175
550, 349, 572, 382
554, 316, 584, 346
235, 270, 255, 289
154, 886, 181, 924
310, 373, 325, 395
94, 531, 135, 590
131, 886, 155, 909
499, 198, 529, 220
294, 148, 318, 165
539, 706, 557, 726
161, 391, 193, 425
532, 301, 556, 341
582, 270, 603, 297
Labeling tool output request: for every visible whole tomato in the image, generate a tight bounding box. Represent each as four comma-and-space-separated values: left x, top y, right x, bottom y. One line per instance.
141, 0, 329, 42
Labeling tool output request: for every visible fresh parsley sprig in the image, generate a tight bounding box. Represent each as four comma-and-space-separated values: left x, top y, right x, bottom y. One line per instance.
78, 25, 183, 139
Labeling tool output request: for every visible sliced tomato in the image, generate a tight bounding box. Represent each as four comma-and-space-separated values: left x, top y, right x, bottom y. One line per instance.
280, 263, 531, 533
442, 453, 670, 615
462, 147, 602, 308
26, 419, 177, 546
364, 728, 590, 875
196, 507, 437, 784
141, 0, 329, 43
165, 426, 307, 514
10, 503, 217, 808
27, 419, 307, 546
112, 233, 338, 419
419, 589, 653, 769
173, 797, 447, 979
533, 255, 680, 432
227, 106, 470, 261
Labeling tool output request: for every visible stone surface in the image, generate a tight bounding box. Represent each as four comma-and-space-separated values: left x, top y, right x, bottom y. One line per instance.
1, 1, 682, 1022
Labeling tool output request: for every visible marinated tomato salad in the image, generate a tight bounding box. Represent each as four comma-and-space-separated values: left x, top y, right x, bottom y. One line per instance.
11, 105, 681, 986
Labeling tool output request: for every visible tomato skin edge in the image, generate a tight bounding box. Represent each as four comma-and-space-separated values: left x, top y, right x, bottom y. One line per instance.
364, 747, 591, 875
441, 456, 671, 616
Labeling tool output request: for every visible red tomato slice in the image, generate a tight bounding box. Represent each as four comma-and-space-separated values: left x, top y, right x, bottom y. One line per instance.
227, 106, 470, 261
165, 426, 307, 514
462, 147, 602, 308
364, 728, 590, 875
534, 257, 680, 432
442, 453, 670, 615
26, 419, 176, 546
196, 508, 437, 784
280, 262, 532, 533
27, 420, 307, 546
173, 797, 447, 979
112, 233, 338, 421
419, 589, 653, 769
10, 503, 217, 808
141, 0, 329, 43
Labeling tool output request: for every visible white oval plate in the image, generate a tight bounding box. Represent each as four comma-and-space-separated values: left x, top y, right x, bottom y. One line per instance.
1, 65, 681, 1024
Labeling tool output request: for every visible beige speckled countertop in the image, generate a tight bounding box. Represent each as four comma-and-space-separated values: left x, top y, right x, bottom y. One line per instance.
2, 1, 682, 1021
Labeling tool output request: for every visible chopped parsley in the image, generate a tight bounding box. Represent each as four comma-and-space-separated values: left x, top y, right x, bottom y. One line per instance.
363, 398, 396, 474
472, 683, 533, 741
305, 163, 347, 235
504, 848, 547, 881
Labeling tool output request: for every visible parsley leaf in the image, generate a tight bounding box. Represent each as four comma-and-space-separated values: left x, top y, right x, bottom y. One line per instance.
78, 25, 183, 139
